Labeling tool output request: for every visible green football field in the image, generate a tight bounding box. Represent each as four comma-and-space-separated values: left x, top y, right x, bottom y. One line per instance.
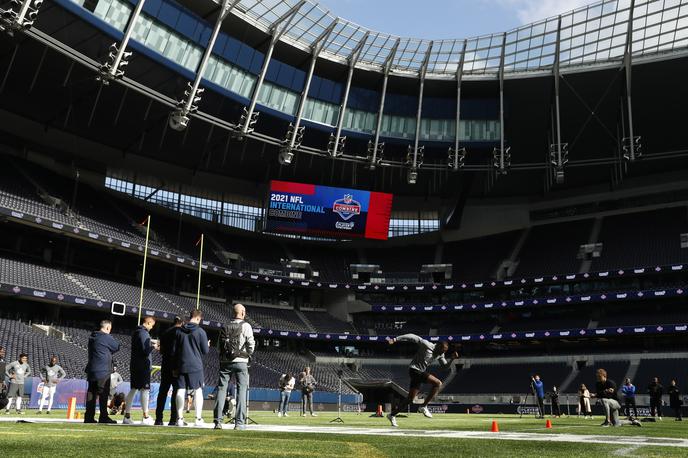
1, 410, 686, 457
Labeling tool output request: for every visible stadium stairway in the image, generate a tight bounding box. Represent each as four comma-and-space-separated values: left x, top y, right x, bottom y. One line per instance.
64, 273, 105, 301
295, 310, 317, 333
579, 217, 603, 274
556, 365, 578, 393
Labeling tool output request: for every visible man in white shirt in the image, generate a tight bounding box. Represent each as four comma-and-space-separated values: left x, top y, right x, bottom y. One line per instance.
213, 303, 255, 430
278, 373, 295, 417
38, 356, 66, 414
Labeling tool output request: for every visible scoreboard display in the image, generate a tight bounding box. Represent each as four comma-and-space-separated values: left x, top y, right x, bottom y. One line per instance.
265, 181, 393, 240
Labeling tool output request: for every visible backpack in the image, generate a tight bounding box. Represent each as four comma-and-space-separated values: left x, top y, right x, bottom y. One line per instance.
222, 320, 250, 360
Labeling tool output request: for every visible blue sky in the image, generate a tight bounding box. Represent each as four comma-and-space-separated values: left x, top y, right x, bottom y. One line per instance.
316, 0, 591, 38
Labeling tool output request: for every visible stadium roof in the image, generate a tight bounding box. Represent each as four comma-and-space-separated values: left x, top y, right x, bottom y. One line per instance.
227, 0, 688, 78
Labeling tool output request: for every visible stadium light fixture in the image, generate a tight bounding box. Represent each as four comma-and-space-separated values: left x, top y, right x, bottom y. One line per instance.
169, 0, 239, 131
0, 0, 43, 36
406, 145, 424, 184
278, 123, 305, 165
96, 0, 146, 85
448, 147, 466, 171
492, 146, 511, 175
622, 136, 642, 162
366, 140, 384, 170
549, 143, 568, 184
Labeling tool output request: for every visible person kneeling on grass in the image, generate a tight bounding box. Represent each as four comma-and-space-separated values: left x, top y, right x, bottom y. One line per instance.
385, 334, 458, 427
591, 368, 641, 428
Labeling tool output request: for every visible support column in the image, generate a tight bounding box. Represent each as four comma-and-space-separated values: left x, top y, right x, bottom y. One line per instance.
494, 33, 510, 174
240, 0, 306, 136
449, 39, 467, 171
169, 0, 239, 131
97, 0, 147, 84
550, 16, 567, 183
623, 0, 639, 161
368, 38, 400, 169
329, 32, 370, 157
278, 19, 338, 164
407, 41, 434, 183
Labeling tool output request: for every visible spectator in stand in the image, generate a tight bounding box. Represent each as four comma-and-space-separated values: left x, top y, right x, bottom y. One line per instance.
591, 368, 641, 427
38, 356, 66, 414
173, 310, 209, 427
155, 316, 183, 426
648, 377, 664, 420
4, 353, 30, 415
123, 316, 158, 425
278, 372, 295, 417
668, 380, 683, 421
578, 384, 592, 419
300, 367, 318, 417
621, 378, 638, 419
84, 319, 120, 424
531, 375, 545, 419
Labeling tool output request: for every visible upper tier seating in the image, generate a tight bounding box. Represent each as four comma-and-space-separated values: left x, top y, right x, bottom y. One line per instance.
442, 231, 520, 282
592, 207, 688, 270
515, 219, 593, 277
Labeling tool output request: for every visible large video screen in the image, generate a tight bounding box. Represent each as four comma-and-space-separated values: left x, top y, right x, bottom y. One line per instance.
265, 181, 393, 240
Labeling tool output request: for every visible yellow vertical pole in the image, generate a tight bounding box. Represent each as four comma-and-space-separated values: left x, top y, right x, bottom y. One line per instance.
196, 233, 204, 310
137, 215, 151, 326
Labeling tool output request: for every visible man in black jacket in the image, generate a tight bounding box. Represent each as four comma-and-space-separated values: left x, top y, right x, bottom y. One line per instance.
172, 310, 209, 427
648, 377, 664, 420
155, 316, 183, 426
668, 380, 683, 421
591, 368, 641, 427
84, 320, 121, 424
123, 316, 158, 425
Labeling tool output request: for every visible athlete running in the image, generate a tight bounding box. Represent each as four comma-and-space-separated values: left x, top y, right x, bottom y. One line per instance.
386, 334, 459, 427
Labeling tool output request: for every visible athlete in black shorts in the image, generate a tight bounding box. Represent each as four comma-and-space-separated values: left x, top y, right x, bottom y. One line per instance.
386, 334, 458, 427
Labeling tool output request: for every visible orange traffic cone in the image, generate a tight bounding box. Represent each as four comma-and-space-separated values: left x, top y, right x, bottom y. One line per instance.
545, 419, 552, 429
491, 420, 500, 432
376, 404, 383, 417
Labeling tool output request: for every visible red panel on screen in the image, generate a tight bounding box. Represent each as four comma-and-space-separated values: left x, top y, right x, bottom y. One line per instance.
270, 180, 316, 195
364, 192, 394, 240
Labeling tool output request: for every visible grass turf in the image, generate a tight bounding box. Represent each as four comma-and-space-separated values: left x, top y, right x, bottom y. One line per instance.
1, 411, 686, 457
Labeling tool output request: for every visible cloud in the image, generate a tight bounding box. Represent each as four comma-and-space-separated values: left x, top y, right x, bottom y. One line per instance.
492, 0, 593, 24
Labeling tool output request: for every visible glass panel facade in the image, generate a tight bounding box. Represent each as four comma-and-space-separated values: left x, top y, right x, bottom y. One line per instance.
68, 0, 500, 142
105, 176, 439, 237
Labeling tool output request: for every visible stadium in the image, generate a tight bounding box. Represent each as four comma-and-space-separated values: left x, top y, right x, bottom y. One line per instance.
0, 0, 687, 455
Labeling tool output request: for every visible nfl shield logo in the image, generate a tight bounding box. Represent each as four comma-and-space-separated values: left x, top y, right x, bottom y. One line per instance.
333, 194, 361, 221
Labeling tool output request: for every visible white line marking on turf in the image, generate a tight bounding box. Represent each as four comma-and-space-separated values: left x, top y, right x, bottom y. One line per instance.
1, 417, 686, 448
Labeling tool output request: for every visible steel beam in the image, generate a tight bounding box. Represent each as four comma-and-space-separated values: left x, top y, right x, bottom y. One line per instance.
553, 16, 564, 167
495, 33, 508, 173
98, 0, 146, 83
169, 0, 239, 131
623, 0, 638, 161
411, 41, 434, 169
241, 0, 306, 135
450, 39, 467, 171
287, 19, 338, 150
329, 31, 370, 157
370, 38, 400, 167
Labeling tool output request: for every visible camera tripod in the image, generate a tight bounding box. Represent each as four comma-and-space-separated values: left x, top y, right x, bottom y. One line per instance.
329, 372, 344, 424
225, 369, 257, 425
519, 382, 540, 419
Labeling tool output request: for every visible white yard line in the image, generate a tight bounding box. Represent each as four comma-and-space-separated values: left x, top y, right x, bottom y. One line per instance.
1, 417, 686, 448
